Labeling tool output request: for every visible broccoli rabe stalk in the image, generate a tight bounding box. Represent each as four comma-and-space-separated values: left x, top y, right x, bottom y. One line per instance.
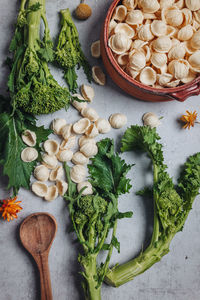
64, 139, 133, 300
105, 125, 200, 287
55, 8, 92, 92
8, 0, 70, 114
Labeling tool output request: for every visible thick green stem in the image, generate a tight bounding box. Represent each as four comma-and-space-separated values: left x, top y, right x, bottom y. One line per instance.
105, 234, 173, 287
27, 0, 43, 49
82, 254, 101, 300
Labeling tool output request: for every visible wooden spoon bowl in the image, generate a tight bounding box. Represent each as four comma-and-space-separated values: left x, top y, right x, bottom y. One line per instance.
20, 213, 57, 300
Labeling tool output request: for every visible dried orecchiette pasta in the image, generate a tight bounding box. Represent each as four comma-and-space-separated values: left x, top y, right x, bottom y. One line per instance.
70, 165, 86, 183
109, 113, 127, 129
108, 0, 200, 88
73, 118, 91, 134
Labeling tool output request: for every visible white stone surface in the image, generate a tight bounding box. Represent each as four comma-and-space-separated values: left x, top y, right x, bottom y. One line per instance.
0, 0, 200, 300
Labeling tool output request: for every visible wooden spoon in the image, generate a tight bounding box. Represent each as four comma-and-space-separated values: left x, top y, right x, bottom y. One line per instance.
19, 213, 57, 300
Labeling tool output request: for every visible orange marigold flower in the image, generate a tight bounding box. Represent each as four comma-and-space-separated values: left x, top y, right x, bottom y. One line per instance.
180, 110, 197, 129
0, 197, 22, 222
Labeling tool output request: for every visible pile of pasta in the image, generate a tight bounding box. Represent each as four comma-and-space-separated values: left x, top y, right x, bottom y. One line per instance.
108, 0, 200, 88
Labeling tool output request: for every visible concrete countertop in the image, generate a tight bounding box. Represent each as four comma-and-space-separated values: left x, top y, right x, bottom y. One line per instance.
0, 1, 200, 299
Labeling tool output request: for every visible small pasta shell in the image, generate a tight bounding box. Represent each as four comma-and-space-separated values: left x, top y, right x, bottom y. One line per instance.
131, 39, 148, 49
181, 69, 197, 83
188, 50, 200, 69
61, 124, 72, 140
126, 67, 139, 78
126, 10, 144, 25
56, 180, 68, 196
70, 165, 86, 183
166, 79, 180, 87
166, 25, 177, 37
113, 5, 127, 22
137, 24, 154, 41
191, 31, 200, 49
91, 40, 101, 58
129, 50, 146, 70
108, 33, 132, 55
72, 151, 89, 165
152, 36, 172, 53
139, 0, 160, 13
194, 10, 200, 23
171, 38, 181, 47
92, 66, 106, 86
109, 113, 127, 129
32, 182, 48, 197
168, 45, 186, 60
157, 73, 173, 86
51, 119, 67, 135
181, 8, 193, 26
72, 94, 87, 112
109, 19, 117, 35
95, 118, 111, 134
81, 108, 99, 122
122, 0, 138, 10
43, 139, 59, 156
81, 85, 95, 102
42, 154, 58, 169
165, 7, 183, 26
73, 118, 91, 134
178, 25, 194, 41
151, 52, 167, 68
185, 0, 200, 11
22, 130, 36, 147
114, 23, 135, 39
80, 142, 98, 157
77, 181, 93, 195
85, 124, 99, 138
117, 53, 129, 66
21, 147, 38, 162
49, 165, 64, 181
143, 112, 161, 128
151, 20, 167, 36
143, 45, 151, 62
79, 136, 96, 148
143, 13, 157, 19
192, 19, 200, 30
34, 165, 50, 182
168, 59, 189, 79
44, 185, 58, 201
160, 0, 175, 9
60, 136, 76, 150
183, 40, 197, 54
57, 149, 73, 162
139, 67, 157, 85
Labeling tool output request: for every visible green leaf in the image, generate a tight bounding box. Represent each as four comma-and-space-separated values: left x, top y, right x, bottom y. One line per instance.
88, 138, 133, 197
111, 236, 120, 253
0, 109, 51, 195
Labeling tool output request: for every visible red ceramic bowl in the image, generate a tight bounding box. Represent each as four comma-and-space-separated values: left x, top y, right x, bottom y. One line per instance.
100, 0, 200, 102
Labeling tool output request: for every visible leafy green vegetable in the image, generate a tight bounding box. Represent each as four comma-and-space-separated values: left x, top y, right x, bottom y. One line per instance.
8, 0, 70, 114
55, 8, 92, 92
105, 125, 200, 287
64, 138, 133, 300
0, 96, 51, 195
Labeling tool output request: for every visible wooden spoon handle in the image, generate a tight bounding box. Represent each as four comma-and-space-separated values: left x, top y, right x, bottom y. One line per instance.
35, 253, 53, 300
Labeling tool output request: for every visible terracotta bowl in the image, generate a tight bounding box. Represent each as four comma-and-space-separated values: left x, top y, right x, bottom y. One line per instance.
100, 0, 200, 102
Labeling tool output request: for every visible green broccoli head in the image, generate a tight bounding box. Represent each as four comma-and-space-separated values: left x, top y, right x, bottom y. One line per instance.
157, 188, 183, 233
77, 195, 107, 219
15, 78, 70, 114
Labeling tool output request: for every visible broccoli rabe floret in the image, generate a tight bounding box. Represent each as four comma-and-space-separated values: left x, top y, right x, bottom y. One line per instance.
8, 0, 70, 115
55, 8, 92, 92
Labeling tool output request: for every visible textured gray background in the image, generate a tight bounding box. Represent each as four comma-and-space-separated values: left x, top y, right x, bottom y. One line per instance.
0, 0, 200, 299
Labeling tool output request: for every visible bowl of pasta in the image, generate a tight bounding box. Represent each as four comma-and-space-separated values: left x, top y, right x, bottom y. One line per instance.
100, 0, 200, 102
